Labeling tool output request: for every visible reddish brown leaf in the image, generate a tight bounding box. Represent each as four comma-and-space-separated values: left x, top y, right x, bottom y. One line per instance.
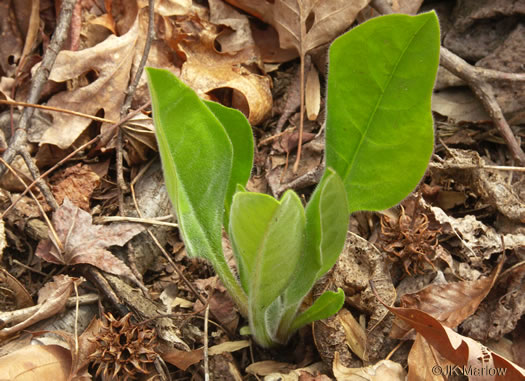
50, 163, 101, 211
407, 334, 454, 381
375, 288, 525, 380
392, 258, 504, 339
35, 198, 143, 278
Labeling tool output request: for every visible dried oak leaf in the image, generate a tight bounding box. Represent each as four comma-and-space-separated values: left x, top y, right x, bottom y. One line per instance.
35, 198, 143, 278
40, 20, 139, 149
177, 17, 272, 125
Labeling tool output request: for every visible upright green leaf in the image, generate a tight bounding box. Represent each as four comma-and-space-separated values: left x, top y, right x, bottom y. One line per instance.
276, 169, 347, 341
283, 169, 348, 306
146, 68, 232, 260
229, 190, 305, 346
204, 101, 254, 227
229, 190, 305, 308
326, 12, 440, 213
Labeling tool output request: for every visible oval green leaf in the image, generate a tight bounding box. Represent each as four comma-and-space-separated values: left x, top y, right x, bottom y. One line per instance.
326, 12, 440, 213
146, 68, 232, 259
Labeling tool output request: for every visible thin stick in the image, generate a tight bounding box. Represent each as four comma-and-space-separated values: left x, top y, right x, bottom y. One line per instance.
116, 0, 155, 213
0, 99, 114, 124
97, 215, 178, 228
203, 304, 210, 381
0, 0, 77, 208
0, 158, 62, 251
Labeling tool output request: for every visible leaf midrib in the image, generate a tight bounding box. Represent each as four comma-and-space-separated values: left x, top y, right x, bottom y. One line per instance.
341, 19, 430, 190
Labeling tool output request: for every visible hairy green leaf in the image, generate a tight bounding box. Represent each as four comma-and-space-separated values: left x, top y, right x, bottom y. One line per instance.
204, 101, 253, 227
326, 12, 440, 213
229, 190, 305, 308
290, 289, 345, 332
146, 68, 232, 259
283, 169, 348, 306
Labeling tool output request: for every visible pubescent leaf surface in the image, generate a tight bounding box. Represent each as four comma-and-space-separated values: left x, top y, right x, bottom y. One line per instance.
326, 12, 440, 213
204, 100, 253, 228
229, 190, 305, 311
146, 68, 232, 259
282, 169, 348, 307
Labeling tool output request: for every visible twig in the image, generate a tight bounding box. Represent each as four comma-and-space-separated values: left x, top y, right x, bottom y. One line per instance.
0, 158, 62, 250
203, 304, 210, 381
439, 48, 525, 164
370, 0, 525, 164
97, 215, 178, 228
0, 0, 77, 210
116, 0, 155, 213
0, 99, 114, 124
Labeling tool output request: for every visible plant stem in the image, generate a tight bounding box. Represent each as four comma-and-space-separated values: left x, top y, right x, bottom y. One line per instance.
210, 255, 248, 318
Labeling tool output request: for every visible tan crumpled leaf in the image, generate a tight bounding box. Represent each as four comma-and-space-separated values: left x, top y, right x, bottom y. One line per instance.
246, 361, 296, 377
333, 353, 406, 381
0, 275, 82, 340
35, 198, 143, 278
179, 19, 272, 125
0, 344, 71, 381
209, 0, 254, 54
377, 296, 525, 380
40, 20, 139, 149
391, 259, 504, 339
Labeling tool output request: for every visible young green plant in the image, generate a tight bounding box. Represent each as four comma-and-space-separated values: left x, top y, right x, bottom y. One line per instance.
146, 11, 440, 347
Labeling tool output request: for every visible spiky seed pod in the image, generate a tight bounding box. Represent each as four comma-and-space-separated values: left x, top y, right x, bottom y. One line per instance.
379, 206, 441, 275
90, 312, 157, 380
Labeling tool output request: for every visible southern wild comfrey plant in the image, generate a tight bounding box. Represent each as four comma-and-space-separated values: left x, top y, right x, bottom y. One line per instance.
146, 12, 440, 347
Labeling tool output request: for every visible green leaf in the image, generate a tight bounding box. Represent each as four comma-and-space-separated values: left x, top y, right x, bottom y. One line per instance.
146, 68, 232, 260
282, 169, 348, 306
204, 101, 254, 227
290, 289, 345, 332
326, 12, 440, 213
229, 190, 305, 309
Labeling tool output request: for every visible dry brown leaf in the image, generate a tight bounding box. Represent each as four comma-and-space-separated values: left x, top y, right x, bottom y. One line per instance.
209, 0, 255, 54
332, 353, 406, 381
35, 198, 143, 279
50, 163, 101, 211
40, 19, 139, 149
407, 334, 454, 381
337, 308, 367, 361
0, 344, 71, 381
161, 340, 249, 371
0, 266, 34, 310
305, 64, 320, 121
391, 259, 504, 339
138, 0, 192, 16
0, 275, 81, 340
0, 1, 23, 77
179, 19, 272, 125
246, 360, 296, 376
273, 0, 370, 54
377, 294, 525, 380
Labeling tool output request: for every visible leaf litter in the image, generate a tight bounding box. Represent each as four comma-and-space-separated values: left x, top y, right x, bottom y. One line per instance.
1, 0, 525, 379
